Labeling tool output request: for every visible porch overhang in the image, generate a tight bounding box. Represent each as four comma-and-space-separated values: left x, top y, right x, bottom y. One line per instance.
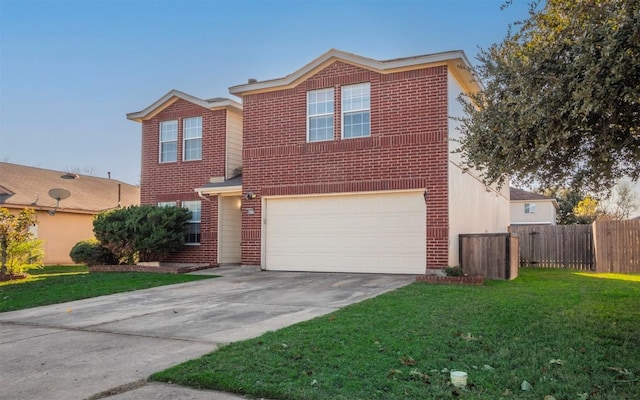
194, 175, 242, 196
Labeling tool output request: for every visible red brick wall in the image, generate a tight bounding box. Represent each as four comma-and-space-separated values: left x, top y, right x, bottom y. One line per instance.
139, 99, 227, 264
241, 61, 450, 269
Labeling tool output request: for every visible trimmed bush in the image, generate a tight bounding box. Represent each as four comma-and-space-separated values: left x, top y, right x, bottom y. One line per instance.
93, 205, 191, 264
70, 239, 118, 266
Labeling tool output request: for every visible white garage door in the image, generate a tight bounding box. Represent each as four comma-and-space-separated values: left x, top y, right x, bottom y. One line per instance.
264, 191, 426, 274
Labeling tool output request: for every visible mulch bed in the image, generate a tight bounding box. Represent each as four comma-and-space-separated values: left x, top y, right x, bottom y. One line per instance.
0, 273, 28, 282
0, 274, 29, 282
415, 275, 484, 285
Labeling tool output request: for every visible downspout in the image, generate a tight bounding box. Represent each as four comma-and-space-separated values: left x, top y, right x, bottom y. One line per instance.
195, 189, 211, 201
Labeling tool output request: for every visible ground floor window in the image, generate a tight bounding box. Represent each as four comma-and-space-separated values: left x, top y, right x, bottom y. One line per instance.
182, 200, 201, 244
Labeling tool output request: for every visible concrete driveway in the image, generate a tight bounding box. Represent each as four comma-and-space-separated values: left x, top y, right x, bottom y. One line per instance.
0, 266, 414, 400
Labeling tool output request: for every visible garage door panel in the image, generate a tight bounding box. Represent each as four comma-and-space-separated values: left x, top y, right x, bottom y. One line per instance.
264, 192, 426, 274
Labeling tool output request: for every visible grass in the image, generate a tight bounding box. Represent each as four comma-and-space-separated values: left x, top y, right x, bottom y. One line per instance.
152, 268, 640, 400
0, 265, 214, 313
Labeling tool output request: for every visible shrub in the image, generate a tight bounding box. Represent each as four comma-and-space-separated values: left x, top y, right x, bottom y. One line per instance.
5, 237, 44, 276
70, 239, 118, 266
444, 266, 464, 277
93, 205, 191, 264
1, 207, 44, 278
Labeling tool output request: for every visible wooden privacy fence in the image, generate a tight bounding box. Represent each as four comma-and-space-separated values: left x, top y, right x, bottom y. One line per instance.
510, 221, 640, 273
509, 225, 594, 270
593, 220, 640, 273
459, 233, 519, 279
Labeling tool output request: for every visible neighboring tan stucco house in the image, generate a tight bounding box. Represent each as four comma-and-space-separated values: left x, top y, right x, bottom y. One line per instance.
129, 49, 510, 274
0, 163, 139, 265
127, 90, 243, 266
510, 187, 558, 225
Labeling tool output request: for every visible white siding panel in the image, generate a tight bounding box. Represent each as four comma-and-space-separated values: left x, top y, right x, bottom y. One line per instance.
264, 191, 425, 274
447, 70, 510, 266
225, 109, 243, 179
219, 196, 242, 264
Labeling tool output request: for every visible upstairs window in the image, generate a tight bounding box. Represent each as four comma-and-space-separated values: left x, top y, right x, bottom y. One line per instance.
182, 200, 201, 244
183, 116, 202, 161
159, 120, 178, 162
524, 203, 537, 214
342, 83, 370, 139
307, 88, 334, 142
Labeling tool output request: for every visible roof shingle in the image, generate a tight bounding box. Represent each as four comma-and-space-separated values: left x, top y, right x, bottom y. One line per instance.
0, 163, 139, 213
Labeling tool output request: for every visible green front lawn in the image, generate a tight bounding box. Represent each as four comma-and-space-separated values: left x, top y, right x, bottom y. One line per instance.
152, 268, 640, 399
0, 265, 214, 312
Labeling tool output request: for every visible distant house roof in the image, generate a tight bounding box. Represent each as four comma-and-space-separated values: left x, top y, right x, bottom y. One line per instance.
126, 89, 243, 122
229, 48, 481, 96
0, 162, 140, 214
510, 187, 556, 201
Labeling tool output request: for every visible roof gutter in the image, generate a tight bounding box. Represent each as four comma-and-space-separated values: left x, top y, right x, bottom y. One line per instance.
194, 185, 242, 197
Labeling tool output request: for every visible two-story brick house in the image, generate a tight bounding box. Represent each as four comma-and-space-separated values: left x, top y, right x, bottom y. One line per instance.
230, 49, 509, 274
129, 49, 509, 274
127, 90, 243, 265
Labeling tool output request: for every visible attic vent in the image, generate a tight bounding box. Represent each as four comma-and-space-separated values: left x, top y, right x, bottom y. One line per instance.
61, 173, 79, 180
248, 78, 258, 84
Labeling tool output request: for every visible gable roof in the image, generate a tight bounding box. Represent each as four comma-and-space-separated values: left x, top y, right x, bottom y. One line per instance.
126, 89, 243, 122
510, 187, 555, 201
229, 48, 481, 96
0, 163, 139, 214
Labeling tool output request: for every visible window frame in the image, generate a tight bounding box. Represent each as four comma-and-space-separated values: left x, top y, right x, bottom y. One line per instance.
159, 120, 178, 163
157, 201, 177, 207
341, 82, 371, 139
182, 116, 202, 161
524, 203, 537, 214
182, 200, 201, 245
307, 88, 335, 143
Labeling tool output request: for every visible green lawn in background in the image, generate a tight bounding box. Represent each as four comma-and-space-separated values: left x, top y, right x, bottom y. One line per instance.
152, 268, 640, 400
0, 265, 214, 312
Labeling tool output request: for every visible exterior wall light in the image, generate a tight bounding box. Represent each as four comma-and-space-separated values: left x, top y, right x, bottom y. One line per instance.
245, 192, 257, 200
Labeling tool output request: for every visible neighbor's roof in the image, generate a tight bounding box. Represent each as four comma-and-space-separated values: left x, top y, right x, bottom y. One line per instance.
126, 89, 243, 122
510, 187, 555, 201
0, 162, 140, 214
229, 48, 481, 96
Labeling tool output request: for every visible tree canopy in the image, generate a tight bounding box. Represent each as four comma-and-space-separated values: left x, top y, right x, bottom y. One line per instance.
457, 0, 640, 192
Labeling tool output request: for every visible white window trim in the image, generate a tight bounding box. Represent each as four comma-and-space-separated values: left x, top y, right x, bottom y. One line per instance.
182, 116, 203, 161
159, 120, 178, 163
157, 201, 177, 207
307, 88, 334, 143
182, 200, 202, 245
341, 82, 371, 139
524, 203, 537, 214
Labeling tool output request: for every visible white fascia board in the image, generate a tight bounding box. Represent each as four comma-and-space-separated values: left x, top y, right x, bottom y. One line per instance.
127, 89, 242, 122
195, 185, 242, 195
229, 49, 477, 95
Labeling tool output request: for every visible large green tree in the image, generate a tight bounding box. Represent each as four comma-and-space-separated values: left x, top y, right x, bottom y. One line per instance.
458, 0, 640, 192
540, 187, 591, 224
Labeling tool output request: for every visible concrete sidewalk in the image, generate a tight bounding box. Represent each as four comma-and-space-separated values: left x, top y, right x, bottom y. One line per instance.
0, 266, 413, 399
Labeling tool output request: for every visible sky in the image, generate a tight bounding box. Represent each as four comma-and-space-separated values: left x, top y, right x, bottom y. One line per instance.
1, 0, 534, 186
